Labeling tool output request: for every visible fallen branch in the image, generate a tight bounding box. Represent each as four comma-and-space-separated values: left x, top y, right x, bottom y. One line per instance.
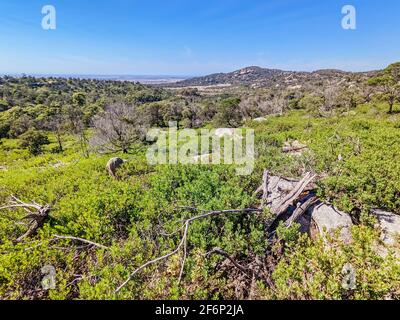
285, 196, 318, 227
115, 207, 262, 293
271, 172, 317, 217
52, 235, 110, 250
282, 141, 308, 154
0, 196, 51, 242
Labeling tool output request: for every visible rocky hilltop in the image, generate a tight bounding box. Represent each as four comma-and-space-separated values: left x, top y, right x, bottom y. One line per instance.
177, 66, 377, 89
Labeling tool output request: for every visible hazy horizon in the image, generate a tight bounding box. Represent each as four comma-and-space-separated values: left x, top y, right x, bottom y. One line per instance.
0, 62, 385, 79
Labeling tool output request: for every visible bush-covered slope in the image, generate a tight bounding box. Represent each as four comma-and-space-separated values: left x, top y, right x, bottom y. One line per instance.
0, 102, 399, 300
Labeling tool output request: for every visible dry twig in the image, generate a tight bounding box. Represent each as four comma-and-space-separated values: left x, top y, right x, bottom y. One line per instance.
115, 207, 262, 293
52, 235, 110, 250
0, 195, 51, 242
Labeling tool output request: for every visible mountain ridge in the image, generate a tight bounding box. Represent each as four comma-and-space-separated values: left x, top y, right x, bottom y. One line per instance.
176, 66, 378, 88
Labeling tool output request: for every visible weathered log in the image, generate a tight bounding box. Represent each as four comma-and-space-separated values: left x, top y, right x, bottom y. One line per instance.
286, 195, 318, 227
264, 175, 317, 209
254, 170, 270, 208
260, 172, 353, 242
270, 172, 317, 217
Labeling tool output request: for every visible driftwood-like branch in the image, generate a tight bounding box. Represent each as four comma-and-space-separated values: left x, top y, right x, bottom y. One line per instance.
271, 172, 317, 217
285, 196, 318, 227
255, 170, 320, 233
18, 235, 109, 253
115, 207, 262, 293
52, 235, 110, 250
115, 171, 321, 294
0, 196, 51, 242
282, 141, 308, 154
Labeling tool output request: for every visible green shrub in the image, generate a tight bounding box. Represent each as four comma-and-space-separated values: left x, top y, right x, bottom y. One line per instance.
266, 226, 400, 300
1, 102, 400, 300
19, 129, 50, 156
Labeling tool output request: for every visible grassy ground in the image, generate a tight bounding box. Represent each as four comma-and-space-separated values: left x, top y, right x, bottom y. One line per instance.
0, 103, 399, 299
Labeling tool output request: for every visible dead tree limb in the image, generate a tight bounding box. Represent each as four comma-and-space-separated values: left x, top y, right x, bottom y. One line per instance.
285, 196, 318, 227
115, 171, 317, 294
178, 222, 189, 284
52, 235, 110, 250
115, 208, 262, 294
0, 196, 51, 242
271, 172, 317, 217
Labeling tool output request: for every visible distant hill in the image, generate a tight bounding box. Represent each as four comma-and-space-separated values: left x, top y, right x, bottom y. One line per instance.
176, 66, 377, 89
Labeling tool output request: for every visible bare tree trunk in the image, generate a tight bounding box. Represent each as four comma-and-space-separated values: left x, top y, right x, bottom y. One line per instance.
56, 130, 63, 152
389, 102, 394, 114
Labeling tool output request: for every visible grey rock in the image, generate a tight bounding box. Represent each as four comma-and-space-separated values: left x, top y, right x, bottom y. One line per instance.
371, 209, 400, 246
309, 203, 353, 243
106, 157, 125, 178
266, 175, 353, 242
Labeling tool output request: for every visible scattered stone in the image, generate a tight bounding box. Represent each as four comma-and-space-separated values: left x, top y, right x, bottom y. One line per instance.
214, 128, 243, 140
265, 175, 352, 242
309, 203, 353, 243
51, 161, 66, 169
253, 117, 267, 122
371, 209, 400, 246
106, 157, 126, 178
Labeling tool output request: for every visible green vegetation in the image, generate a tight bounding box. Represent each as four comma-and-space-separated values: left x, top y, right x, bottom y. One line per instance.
268, 226, 400, 300
368, 62, 400, 113
0, 66, 400, 300
19, 129, 50, 156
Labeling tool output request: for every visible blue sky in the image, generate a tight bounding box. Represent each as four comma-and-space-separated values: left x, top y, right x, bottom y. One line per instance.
0, 0, 399, 75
